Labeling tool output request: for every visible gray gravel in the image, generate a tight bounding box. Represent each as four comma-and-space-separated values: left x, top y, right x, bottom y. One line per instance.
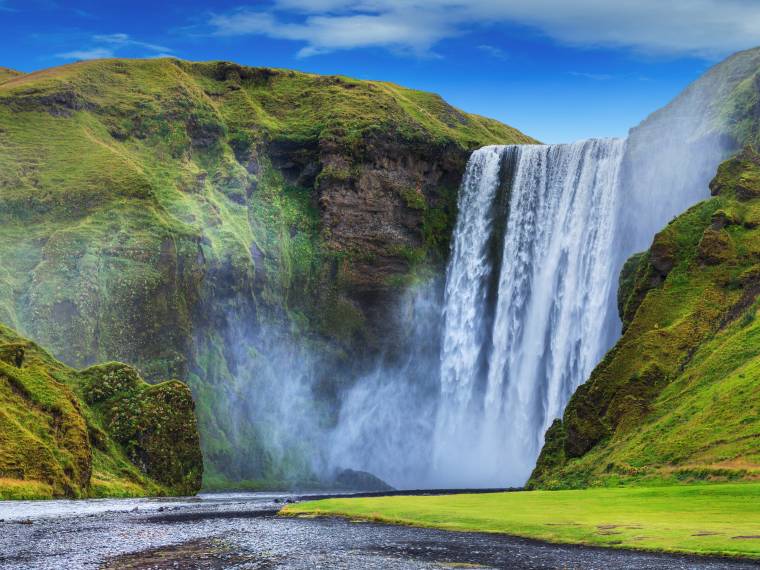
0, 492, 757, 569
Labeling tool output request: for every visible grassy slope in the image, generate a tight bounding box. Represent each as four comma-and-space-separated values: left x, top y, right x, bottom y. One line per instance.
0, 58, 534, 486
713, 48, 760, 148
283, 484, 760, 558
528, 149, 760, 489
0, 322, 202, 499
0, 68, 23, 83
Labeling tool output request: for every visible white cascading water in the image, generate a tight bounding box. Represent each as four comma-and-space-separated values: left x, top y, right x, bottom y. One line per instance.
435, 146, 506, 453
329, 118, 725, 488
433, 139, 626, 487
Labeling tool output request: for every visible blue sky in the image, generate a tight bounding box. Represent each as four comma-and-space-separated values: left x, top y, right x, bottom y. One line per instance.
3, 0, 760, 143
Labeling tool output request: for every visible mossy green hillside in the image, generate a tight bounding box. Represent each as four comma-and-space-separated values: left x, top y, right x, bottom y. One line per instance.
631, 46, 760, 149
717, 50, 760, 149
530, 148, 760, 489
0, 58, 534, 485
284, 484, 760, 559
0, 322, 202, 499
0, 68, 22, 83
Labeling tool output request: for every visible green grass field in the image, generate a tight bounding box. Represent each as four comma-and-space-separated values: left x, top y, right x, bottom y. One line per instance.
283, 484, 760, 559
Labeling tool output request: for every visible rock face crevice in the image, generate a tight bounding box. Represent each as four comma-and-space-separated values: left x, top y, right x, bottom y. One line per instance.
313, 135, 471, 350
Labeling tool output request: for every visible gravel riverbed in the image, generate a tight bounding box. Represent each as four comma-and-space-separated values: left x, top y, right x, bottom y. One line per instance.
0, 492, 758, 569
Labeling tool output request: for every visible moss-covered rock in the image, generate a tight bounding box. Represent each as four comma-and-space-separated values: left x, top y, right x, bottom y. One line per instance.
80, 363, 203, 495
617, 251, 649, 331
0, 323, 202, 499
710, 146, 760, 200
697, 227, 735, 265
529, 149, 760, 489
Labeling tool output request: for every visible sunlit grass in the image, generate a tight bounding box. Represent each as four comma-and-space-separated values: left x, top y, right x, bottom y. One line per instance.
0, 478, 53, 500
284, 484, 760, 558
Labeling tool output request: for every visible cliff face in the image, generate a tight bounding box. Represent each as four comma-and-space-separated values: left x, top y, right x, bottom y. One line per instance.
0, 322, 202, 499
529, 149, 760, 488
0, 58, 534, 484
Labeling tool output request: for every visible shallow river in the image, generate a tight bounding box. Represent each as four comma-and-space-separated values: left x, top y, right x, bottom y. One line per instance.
0, 492, 757, 569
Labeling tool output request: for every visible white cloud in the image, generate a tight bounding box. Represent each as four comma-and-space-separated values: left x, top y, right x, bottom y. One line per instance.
55, 47, 114, 60
567, 71, 615, 81
477, 44, 507, 60
54, 33, 173, 62
93, 33, 171, 53
210, 8, 451, 57
209, 0, 760, 58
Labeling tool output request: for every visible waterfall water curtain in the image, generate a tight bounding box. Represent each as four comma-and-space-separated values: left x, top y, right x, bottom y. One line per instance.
433, 140, 625, 486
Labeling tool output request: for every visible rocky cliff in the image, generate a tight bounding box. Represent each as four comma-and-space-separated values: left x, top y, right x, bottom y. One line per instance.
0, 58, 534, 486
0, 322, 202, 499
529, 148, 760, 488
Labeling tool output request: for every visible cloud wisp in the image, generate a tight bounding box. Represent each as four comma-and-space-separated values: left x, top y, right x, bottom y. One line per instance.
477, 44, 508, 60
208, 0, 760, 59
93, 33, 171, 53
55, 33, 172, 61
56, 47, 115, 60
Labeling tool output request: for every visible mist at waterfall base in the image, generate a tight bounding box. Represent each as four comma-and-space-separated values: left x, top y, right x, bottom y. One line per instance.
217, 281, 445, 488
220, 110, 733, 490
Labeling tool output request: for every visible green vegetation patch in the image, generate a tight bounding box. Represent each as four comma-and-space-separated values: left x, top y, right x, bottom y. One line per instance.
0, 322, 202, 499
284, 484, 760, 559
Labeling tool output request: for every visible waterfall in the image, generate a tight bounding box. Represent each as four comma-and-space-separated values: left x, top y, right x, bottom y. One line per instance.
433, 139, 625, 487
330, 127, 722, 489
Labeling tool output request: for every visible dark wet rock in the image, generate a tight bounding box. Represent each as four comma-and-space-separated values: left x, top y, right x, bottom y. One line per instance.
101, 539, 261, 570
0, 342, 24, 368
649, 230, 676, 277
334, 469, 394, 492
698, 228, 735, 265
